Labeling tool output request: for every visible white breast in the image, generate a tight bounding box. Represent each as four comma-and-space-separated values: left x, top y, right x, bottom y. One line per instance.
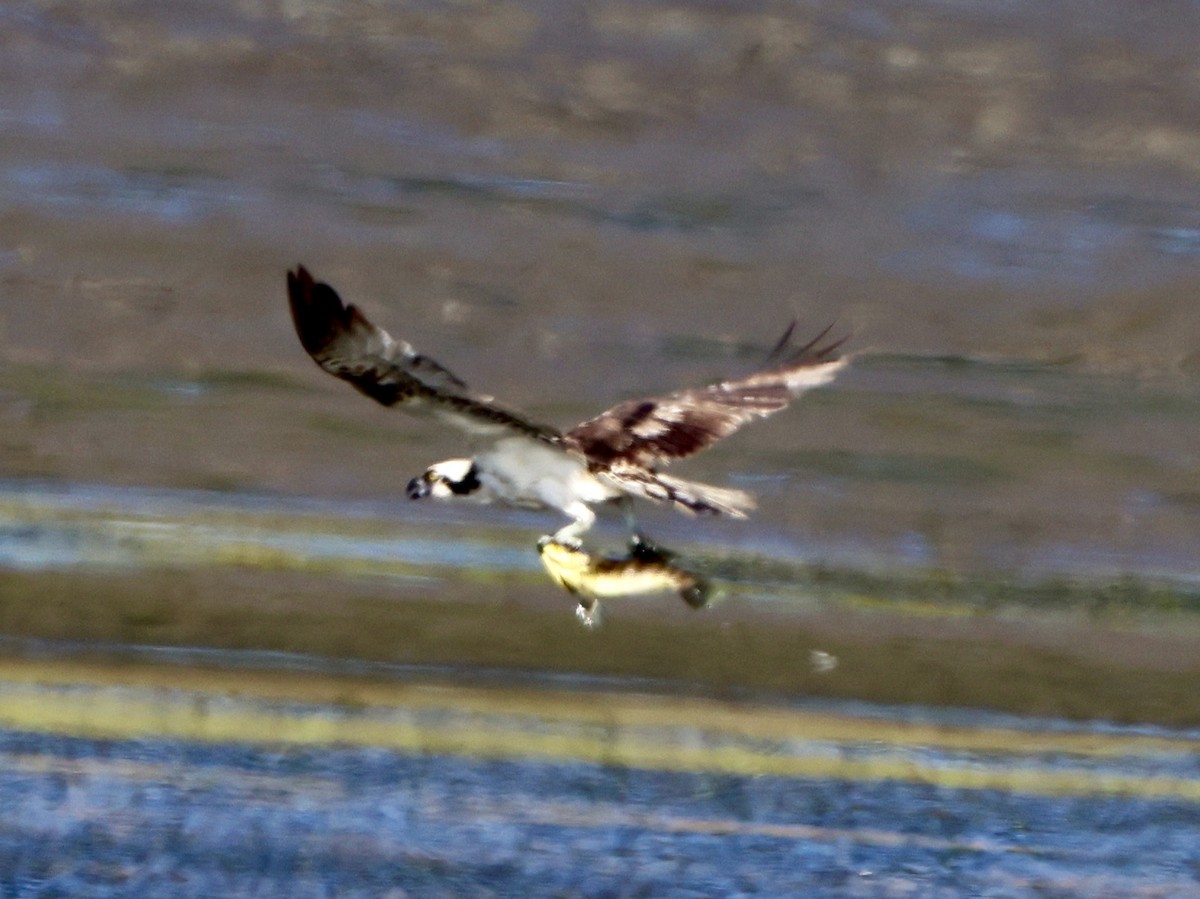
475, 437, 619, 512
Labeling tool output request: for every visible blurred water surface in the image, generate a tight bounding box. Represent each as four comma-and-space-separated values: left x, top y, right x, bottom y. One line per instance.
1, 0, 1199, 895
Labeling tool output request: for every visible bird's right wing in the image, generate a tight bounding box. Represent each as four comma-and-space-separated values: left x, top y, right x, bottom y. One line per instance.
287, 265, 560, 442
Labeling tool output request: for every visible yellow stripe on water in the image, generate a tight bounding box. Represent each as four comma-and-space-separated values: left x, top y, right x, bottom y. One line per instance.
0, 657, 1197, 803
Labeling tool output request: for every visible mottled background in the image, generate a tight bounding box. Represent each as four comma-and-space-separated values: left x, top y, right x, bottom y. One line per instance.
1, 1, 1198, 896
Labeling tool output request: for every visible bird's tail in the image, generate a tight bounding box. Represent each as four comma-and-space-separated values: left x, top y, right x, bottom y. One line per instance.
607, 468, 755, 518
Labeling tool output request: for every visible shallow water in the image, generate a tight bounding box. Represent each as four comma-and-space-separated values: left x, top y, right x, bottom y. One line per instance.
1, 668, 1198, 898
2, 0, 1200, 894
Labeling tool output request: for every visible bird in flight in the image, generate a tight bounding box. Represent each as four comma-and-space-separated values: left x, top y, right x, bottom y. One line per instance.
286, 265, 848, 552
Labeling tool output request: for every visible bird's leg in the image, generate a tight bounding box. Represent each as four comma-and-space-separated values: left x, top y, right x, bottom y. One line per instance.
551, 502, 596, 548
617, 497, 674, 562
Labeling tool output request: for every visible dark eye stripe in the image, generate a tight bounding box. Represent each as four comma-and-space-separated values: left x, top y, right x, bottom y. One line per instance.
447, 465, 482, 496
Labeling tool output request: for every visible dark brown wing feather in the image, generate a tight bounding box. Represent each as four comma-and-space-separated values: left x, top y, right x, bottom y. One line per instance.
564, 323, 848, 469
287, 265, 559, 441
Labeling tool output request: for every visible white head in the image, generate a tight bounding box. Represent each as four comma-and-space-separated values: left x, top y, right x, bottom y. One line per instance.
406, 458, 483, 501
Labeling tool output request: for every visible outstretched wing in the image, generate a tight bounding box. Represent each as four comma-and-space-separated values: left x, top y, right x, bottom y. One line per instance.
563, 323, 848, 469
287, 265, 559, 442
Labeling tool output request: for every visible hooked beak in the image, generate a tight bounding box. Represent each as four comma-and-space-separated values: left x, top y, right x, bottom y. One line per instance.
406, 475, 430, 500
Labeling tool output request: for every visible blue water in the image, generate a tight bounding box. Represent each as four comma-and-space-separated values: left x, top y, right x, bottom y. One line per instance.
0, 728, 1196, 898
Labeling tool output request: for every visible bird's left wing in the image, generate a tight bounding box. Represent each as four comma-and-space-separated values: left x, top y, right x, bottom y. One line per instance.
563, 323, 848, 469
287, 265, 559, 442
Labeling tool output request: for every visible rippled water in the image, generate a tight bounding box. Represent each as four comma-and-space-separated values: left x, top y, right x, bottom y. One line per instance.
2, 0, 1199, 894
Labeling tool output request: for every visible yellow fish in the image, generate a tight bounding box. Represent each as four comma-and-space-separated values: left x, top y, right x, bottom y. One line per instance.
537, 537, 711, 626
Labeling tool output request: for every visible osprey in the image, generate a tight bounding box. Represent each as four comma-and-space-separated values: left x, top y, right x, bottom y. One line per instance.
286, 265, 848, 549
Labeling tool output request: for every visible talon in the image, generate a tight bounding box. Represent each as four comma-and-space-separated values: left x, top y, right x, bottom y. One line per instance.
551, 523, 585, 549
551, 530, 584, 550
542, 534, 589, 557
629, 533, 673, 563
